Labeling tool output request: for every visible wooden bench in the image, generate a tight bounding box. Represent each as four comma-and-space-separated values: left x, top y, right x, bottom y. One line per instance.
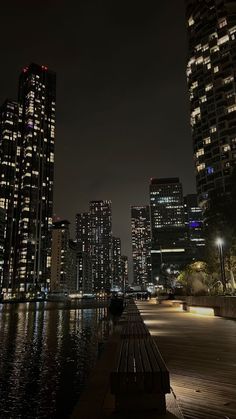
120, 321, 150, 339
119, 313, 144, 324
110, 337, 170, 413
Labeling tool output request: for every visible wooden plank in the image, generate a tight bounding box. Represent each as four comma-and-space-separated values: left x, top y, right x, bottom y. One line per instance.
136, 300, 236, 419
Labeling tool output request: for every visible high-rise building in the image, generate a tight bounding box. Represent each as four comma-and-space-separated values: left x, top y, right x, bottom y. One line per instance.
0, 100, 21, 291
121, 255, 129, 291
184, 194, 205, 258
17, 63, 56, 292
149, 178, 189, 281
90, 200, 112, 292
0, 208, 5, 288
76, 212, 91, 253
51, 220, 70, 292
131, 206, 151, 288
112, 236, 122, 290
186, 0, 236, 209
0, 64, 56, 297
76, 212, 93, 293
51, 220, 78, 293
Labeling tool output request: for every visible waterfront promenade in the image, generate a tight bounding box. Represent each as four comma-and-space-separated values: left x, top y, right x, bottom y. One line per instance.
137, 300, 236, 419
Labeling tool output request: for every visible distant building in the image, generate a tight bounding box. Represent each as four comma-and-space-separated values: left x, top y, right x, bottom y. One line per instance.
184, 194, 205, 259
121, 255, 129, 291
90, 200, 112, 292
76, 212, 91, 253
186, 0, 236, 209
75, 212, 93, 293
131, 206, 151, 288
0, 208, 5, 288
67, 240, 79, 293
149, 178, 189, 282
51, 220, 71, 292
112, 237, 122, 290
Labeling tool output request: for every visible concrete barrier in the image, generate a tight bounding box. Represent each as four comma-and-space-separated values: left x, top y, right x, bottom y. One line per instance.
185, 296, 236, 319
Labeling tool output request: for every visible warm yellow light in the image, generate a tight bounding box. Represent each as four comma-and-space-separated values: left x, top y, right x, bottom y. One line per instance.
189, 306, 214, 316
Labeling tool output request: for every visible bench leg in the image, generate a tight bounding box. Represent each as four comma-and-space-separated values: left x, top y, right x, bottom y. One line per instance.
115, 393, 166, 413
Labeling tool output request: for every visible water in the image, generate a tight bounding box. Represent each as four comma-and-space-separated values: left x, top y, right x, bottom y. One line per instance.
0, 301, 111, 419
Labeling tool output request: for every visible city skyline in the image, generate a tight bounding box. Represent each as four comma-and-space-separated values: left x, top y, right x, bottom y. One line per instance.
0, 0, 195, 263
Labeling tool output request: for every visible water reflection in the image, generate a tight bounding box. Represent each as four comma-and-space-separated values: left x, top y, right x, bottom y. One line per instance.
0, 302, 110, 419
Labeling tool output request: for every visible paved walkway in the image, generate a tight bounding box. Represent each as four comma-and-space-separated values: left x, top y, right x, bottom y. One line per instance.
137, 300, 236, 419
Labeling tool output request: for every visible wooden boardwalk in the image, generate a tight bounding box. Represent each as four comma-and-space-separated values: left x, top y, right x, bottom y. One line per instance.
137, 300, 236, 419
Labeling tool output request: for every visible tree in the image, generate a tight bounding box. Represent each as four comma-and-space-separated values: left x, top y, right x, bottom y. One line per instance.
177, 261, 217, 295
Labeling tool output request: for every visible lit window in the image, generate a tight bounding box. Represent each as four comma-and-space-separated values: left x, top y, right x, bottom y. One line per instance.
188, 15, 194, 27
196, 148, 204, 158
197, 163, 205, 172
218, 17, 227, 28
203, 137, 211, 145
205, 83, 213, 92
227, 105, 236, 114
218, 35, 229, 45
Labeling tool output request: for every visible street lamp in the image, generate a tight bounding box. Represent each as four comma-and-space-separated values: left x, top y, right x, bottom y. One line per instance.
216, 238, 226, 292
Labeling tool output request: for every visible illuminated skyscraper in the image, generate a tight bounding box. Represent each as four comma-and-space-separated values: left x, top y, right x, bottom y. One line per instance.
0, 100, 22, 291
186, 0, 236, 209
0, 208, 5, 287
0, 64, 56, 296
112, 236, 122, 289
17, 64, 56, 291
51, 220, 70, 292
121, 255, 129, 290
149, 178, 188, 280
131, 206, 151, 287
76, 212, 93, 293
76, 212, 91, 253
90, 200, 112, 292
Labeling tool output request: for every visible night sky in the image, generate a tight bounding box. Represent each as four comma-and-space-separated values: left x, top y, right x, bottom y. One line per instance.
0, 0, 195, 265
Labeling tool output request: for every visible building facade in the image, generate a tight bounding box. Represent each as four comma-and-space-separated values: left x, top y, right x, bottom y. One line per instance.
112, 236, 122, 290
131, 206, 151, 288
0, 208, 5, 288
17, 63, 56, 292
51, 220, 78, 293
186, 0, 236, 209
90, 200, 112, 292
0, 100, 21, 292
121, 255, 129, 291
0, 64, 56, 297
51, 220, 70, 292
75, 212, 93, 293
149, 178, 189, 282
184, 194, 205, 259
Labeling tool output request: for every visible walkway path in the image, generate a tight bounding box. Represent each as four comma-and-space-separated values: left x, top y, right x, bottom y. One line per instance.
137, 300, 236, 419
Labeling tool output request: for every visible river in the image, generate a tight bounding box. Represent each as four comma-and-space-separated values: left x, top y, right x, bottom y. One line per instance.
0, 301, 111, 419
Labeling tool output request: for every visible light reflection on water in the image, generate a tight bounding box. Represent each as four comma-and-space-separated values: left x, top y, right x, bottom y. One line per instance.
0, 302, 110, 419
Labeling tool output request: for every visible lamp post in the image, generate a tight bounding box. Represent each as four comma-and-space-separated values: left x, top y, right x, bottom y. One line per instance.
216, 238, 226, 292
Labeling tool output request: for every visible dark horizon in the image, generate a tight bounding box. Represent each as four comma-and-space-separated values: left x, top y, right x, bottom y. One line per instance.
0, 0, 195, 265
